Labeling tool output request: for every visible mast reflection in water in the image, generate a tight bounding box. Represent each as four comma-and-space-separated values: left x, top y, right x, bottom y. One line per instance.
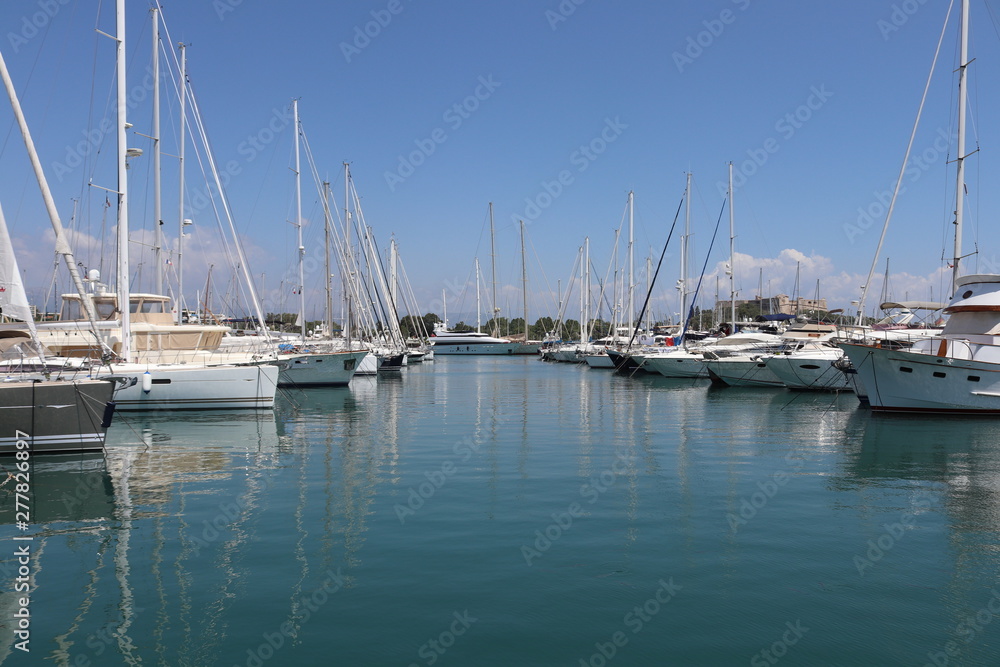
3, 358, 1000, 665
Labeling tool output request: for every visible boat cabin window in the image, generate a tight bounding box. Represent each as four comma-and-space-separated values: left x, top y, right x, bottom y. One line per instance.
60, 299, 82, 321
136, 300, 166, 314
95, 301, 116, 319
63, 296, 118, 320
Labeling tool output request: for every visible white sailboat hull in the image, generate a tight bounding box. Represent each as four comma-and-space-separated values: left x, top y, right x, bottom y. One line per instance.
354, 352, 380, 375
101, 363, 278, 410
640, 350, 709, 378
584, 353, 615, 368
276, 351, 366, 387
765, 348, 852, 391
704, 357, 785, 388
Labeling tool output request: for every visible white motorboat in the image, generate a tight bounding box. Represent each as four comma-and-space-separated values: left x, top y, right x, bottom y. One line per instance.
429, 323, 521, 355
704, 323, 837, 388
639, 332, 780, 379
836, 0, 1000, 413
765, 343, 852, 391
839, 275, 1000, 413
276, 349, 368, 387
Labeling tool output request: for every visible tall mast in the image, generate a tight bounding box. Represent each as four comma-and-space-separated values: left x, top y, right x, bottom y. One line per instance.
584, 236, 590, 341
390, 236, 398, 327
293, 100, 305, 342
0, 50, 103, 336
579, 243, 585, 341
323, 181, 333, 338
758, 268, 763, 313
489, 202, 498, 336
176, 42, 186, 324
952, 0, 970, 294
520, 220, 529, 342
646, 252, 652, 331
881, 258, 891, 305
475, 256, 481, 333
714, 275, 720, 330
728, 162, 736, 331
627, 190, 634, 332
681, 173, 690, 327
557, 278, 562, 338
793, 261, 801, 315
151, 7, 162, 295
116, 0, 131, 361
344, 162, 352, 346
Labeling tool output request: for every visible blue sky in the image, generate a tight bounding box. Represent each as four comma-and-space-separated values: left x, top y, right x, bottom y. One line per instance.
2, 0, 998, 325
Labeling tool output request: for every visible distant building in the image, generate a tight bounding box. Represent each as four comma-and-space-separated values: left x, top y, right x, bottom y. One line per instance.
715, 294, 827, 316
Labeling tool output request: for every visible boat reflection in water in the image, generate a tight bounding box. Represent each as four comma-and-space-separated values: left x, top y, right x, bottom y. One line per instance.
0, 453, 114, 663
0, 410, 291, 666
10, 357, 1000, 665
6, 387, 400, 666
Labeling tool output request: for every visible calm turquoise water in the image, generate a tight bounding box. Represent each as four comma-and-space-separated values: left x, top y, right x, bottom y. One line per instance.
4, 356, 1000, 665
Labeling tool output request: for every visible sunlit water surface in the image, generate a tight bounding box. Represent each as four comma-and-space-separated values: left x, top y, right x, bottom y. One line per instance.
3, 355, 1000, 666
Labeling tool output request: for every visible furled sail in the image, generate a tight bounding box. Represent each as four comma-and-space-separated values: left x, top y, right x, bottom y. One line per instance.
0, 200, 38, 339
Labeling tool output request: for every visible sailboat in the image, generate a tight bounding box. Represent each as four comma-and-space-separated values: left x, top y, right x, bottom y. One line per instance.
0, 195, 116, 453
272, 101, 366, 387
836, 0, 1000, 413
430, 204, 537, 355
69, 0, 279, 410
636, 167, 774, 379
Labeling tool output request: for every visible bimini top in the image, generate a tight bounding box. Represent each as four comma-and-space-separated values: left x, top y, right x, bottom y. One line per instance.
879, 300, 946, 311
